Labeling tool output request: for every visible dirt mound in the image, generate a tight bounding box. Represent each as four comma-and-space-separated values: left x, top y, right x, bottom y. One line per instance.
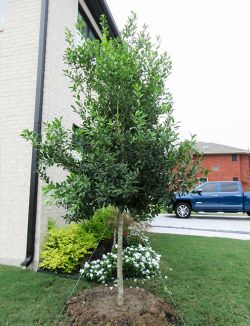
66, 286, 177, 326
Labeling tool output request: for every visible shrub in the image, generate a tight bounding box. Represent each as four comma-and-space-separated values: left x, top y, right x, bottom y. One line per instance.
39, 224, 97, 274
123, 228, 150, 248
80, 240, 161, 283
83, 206, 118, 241
123, 244, 161, 279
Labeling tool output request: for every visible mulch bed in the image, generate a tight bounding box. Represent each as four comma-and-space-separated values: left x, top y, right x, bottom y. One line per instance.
66, 286, 178, 326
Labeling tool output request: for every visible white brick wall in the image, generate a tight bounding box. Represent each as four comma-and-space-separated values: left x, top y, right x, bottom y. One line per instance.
32, 0, 79, 270
31, 0, 102, 269
0, 0, 41, 266
0, 0, 102, 269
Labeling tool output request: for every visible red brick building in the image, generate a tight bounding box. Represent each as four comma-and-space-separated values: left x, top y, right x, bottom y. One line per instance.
196, 142, 250, 191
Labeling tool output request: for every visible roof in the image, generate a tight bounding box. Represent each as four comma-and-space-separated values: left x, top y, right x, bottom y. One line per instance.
84, 0, 119, 38
196, 142, 250, 155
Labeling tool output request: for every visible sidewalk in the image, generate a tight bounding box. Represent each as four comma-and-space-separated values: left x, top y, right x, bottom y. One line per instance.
149, 214, 250, 240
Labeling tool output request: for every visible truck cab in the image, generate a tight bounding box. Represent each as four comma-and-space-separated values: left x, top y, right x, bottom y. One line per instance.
173, 181, 250, 218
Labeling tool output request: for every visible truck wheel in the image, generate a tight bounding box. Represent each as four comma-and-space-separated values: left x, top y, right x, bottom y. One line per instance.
175, 203, 191, 218
247, 212, 250, 216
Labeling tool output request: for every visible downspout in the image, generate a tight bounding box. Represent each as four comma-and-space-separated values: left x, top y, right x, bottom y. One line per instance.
21, 0, 48, 267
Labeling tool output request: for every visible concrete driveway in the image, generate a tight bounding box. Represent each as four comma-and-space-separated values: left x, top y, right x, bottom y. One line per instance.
149, 213, 250, 240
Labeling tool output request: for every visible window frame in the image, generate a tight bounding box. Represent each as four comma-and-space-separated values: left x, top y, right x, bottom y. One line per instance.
212, 165, 219, 172
232, 154, 238, 161
78, 4, 99, 40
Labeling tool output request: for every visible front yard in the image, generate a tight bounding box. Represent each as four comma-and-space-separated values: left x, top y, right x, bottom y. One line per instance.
1, 233, 249, 325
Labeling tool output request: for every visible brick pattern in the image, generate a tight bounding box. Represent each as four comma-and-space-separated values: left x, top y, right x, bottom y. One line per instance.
0, 0, 102, 269
196, 154, 250, 191
33, 0, 79, 270
32, 0, 102, 270
0, 0, 41, 266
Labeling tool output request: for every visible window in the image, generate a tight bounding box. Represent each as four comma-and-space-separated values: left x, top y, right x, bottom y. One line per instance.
232, 154, 237, 161
233, 177, 238, 181
197, 183, 217, 192
220, 182, 239, 192
78, 9, 96, 40
212, 165, 219, 171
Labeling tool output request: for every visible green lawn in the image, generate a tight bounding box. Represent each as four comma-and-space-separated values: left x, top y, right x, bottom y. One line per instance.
1, 234, 250, 326
147, 234, 250, 326
0, 266, 90, 326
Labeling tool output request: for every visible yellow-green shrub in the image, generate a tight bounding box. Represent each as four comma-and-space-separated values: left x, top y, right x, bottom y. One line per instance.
39, 224, 97, 274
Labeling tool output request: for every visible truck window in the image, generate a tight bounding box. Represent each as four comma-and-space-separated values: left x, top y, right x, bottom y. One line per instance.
198, 183, 217, 192
220, 183, 239, 192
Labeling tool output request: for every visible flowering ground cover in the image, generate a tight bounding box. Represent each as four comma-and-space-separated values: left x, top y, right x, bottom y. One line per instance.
80, 241, 161, 283
0, 233, 250, 325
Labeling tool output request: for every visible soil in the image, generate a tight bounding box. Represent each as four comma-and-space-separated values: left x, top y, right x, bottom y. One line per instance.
66, 286, 178, 326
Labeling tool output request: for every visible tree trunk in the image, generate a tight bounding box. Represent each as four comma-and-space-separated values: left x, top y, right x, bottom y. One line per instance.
112, 228, 117, 249
117, 211, 124, 306
112, 213, 118, 249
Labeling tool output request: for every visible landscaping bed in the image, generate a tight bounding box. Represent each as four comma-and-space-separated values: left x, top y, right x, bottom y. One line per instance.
66, 286, 177, 326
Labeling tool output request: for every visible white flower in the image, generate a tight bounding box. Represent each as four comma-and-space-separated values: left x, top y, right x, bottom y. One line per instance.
80, 230, 161, 283
71, 150, 82, 161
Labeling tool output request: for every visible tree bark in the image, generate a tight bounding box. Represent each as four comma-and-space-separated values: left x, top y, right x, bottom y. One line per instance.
112, 228, 117, 249
112, 213, 118, 249
117, 211, 124, 306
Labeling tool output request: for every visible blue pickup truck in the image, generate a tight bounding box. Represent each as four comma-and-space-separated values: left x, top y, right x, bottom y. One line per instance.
173, 181, 250, 218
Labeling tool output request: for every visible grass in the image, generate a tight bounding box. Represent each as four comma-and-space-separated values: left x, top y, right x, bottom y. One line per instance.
0, 265, 90, 326
147, 234, 250, 326
1, 234, 250, 325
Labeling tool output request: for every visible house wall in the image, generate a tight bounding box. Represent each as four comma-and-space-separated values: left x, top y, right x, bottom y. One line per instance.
239, 155, 250, 191
196, 154, 250, 191
31, 0, 102, 270
0, 0, 41, 266
0, 0, 102, 269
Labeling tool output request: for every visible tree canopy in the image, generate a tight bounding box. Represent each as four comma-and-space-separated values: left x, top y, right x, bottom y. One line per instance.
22, 14, 201, 223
